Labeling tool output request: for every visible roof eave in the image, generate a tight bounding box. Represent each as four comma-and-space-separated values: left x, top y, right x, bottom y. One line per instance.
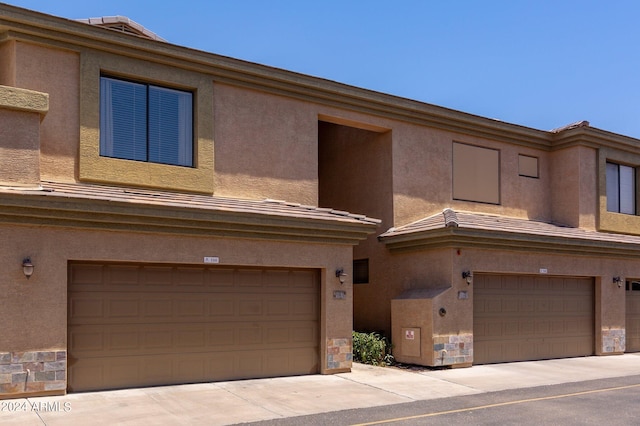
380, 227, 640, 259
0, 191, 378, 245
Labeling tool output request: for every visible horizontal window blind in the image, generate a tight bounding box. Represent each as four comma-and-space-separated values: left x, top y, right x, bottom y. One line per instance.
100, 76, 193, 167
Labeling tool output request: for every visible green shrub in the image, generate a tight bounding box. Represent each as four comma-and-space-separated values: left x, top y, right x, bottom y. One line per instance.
352, 331, 394, 366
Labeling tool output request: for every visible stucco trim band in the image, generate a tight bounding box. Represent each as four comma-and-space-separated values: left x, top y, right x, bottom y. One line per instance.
0, 85, 48, 115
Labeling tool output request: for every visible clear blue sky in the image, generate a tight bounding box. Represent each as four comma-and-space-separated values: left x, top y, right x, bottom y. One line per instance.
5, 1, 640, 138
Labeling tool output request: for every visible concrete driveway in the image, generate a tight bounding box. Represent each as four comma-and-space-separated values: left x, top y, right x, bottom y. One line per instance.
2, 354, 640, 425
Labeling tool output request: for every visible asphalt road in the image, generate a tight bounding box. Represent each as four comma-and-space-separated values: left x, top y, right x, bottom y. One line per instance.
243, 374, 640, 425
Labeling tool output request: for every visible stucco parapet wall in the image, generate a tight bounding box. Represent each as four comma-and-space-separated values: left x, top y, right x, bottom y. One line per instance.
4, 4, 640, 152
0, 85, 48, 115
380, 208, 640, 258
0, 181, 379, 244
5, 4, 640, 153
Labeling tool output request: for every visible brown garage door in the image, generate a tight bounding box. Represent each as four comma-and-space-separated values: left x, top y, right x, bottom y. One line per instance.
625, 280, 640, 352
68, 263, 319, 392
474, 274, 594, 364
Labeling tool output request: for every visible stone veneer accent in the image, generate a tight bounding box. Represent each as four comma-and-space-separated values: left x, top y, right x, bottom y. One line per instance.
433, 334, 473, 366
0, 350, 66, 396
327, 338, 352, 370
602, 328, 625, 353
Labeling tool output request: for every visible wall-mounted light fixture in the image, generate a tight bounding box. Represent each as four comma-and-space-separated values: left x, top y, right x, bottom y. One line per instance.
613, 276, 623, 288
462, 270, 473, 285
22, 257, 34, 279
335, 268, 347, 284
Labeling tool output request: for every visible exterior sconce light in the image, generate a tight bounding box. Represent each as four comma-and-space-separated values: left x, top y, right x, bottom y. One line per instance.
335, 268, 347, 284
613, 276, 623, 288
462, 270, 473, 285
22, 257, 34, 279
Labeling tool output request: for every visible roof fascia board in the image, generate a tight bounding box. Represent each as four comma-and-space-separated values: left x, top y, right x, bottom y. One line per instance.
0, 192, 377, 245
552, 127, 640, 154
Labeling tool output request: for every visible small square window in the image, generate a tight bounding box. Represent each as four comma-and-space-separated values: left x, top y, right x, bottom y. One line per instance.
353, 259, 369, 284
518, 155, 539, 178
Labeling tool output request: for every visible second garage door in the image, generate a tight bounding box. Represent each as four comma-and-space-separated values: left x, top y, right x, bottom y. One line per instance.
474, 274, 594, 364
68, 262, 319, 392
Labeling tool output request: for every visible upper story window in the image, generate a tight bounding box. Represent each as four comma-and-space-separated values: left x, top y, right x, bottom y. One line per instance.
100, 76, 193, 167
606, 162, 636, 215
452, 142, 500, 204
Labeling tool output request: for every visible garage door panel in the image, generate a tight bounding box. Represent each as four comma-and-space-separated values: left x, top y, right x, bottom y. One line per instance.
626, 287, 640, 352
143, 298, 173, 318
174, 267, 207, 286
210, 299, 235, 316
68, 263, 320, 392
69, 264, 104, 286
109, 298, 140, 318
237, 269, 263, 287
107, 265, 140, 286
502, 298, 518, 312
69, 328, 104, 352
519, 321, 535, 336
474, 274, 594, 364
69, 297, 104, 319
263, 270, 291, 287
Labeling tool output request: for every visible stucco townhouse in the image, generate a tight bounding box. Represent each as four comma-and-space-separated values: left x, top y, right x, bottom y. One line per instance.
1, 3, 640, 399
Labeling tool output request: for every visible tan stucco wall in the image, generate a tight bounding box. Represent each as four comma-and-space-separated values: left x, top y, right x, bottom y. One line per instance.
391, 126, 552, 227
12, 42, 79, 183
357, 243, 635, 346
0, 223, 354, 373
0, 108, 41, 186
0, 40, 16, 86
213, 84, 319, 204
550, 146, 598, 229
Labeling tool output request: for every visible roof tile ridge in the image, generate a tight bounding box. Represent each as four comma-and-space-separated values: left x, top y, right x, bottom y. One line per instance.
442, 208, 459, 228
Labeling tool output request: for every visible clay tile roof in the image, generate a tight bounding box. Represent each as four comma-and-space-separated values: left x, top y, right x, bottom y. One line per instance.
76, 16, 166, 41
550, 120, 590, 133
379, 208, 640, 247
0, 181, 380, 226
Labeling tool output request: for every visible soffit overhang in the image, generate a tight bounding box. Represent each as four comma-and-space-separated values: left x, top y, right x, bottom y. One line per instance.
0, 182, 380, 244
379, 209, 640, 258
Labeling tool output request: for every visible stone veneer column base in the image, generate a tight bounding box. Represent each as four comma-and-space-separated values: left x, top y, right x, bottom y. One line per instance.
0, 350, 66, 398
327, 338, 352, 370
433, 334, 473, 366
601, 328, 625, 354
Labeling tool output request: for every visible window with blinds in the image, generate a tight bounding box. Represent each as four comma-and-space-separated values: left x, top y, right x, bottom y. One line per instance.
100, 76, 193, 167
606, 162, 636, 215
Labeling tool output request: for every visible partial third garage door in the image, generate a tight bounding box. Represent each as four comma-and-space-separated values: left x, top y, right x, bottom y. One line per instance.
68, 262, 319, 392
625, 280, 640, 352
474, 274, 594, 364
